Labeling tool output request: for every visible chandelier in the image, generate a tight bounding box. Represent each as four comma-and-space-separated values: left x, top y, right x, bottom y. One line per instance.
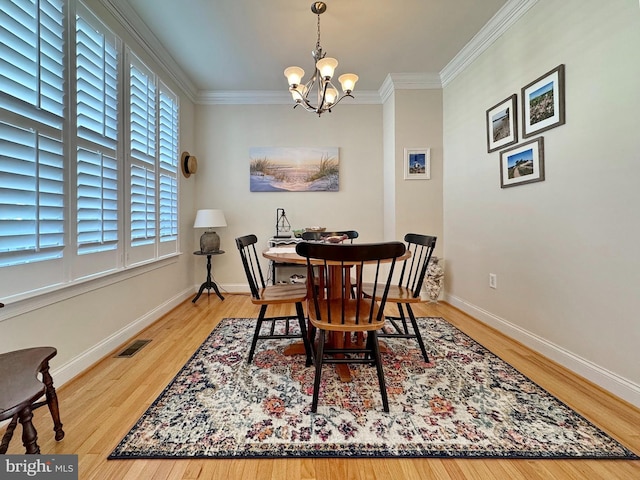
284, 1, 358, 116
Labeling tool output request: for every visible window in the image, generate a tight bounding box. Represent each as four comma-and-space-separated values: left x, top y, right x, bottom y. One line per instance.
0, 0, 180, 302
0, 0, 66, 266
128, 57, 157, 253
158, 84, 179, 255
126, 53, 179, 265
75, 10, 119, 257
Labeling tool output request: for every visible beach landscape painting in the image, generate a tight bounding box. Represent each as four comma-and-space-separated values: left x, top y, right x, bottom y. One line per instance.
249, 147, 339, 192
500, 137, 544, 188
486, 94, 517, 153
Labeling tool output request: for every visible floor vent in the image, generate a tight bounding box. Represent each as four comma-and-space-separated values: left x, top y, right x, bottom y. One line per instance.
116, 339, 151, 358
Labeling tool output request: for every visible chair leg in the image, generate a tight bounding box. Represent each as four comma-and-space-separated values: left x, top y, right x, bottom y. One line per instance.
17, 407, 40, 454
0, 414, 18, 454
311, 329, 326, 413
381, 304, 409, 336
397, 304, 410, 334
295, 302, 313, 367
364, 331, 376, 362
407, 305, 429, 363
41, 362, 64, 441
309, 325, 318, 358
248, 305, 267, 363
370, 331, 389, 413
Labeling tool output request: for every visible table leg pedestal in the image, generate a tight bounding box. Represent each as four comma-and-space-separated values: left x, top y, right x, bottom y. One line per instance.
192, 254, 225, 302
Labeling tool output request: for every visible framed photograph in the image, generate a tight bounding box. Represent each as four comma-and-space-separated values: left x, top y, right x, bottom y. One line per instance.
521, 64, 565, 138
486, 94, 518, 153
500, 137, 545, 188
404, 148, 431, 180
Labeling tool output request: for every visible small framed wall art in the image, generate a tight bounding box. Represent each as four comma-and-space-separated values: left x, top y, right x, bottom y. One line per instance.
500, 137, 545, 188
486, 94, 518, 153
522, 64, 565, 138
404, 148, 431, 180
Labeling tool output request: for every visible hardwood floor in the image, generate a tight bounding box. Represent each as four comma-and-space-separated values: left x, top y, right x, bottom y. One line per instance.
5, 294, 640, 479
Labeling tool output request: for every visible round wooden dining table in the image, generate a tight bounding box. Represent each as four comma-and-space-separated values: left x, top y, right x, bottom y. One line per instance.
263, 245, 410, 382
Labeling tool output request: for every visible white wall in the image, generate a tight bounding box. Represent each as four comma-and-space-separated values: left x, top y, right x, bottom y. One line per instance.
443, 0, 640, 405
393, 90, 444, 255
193, 94, 445, 289
193, 103, 386, 288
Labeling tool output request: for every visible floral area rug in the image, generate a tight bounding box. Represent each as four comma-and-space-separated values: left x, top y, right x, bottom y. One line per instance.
109, 317, 637, 459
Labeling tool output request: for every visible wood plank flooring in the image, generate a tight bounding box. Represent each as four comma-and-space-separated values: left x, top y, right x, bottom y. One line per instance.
5, 294, 640, 479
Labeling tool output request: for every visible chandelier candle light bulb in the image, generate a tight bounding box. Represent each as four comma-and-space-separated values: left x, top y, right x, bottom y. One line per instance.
284, 1, 358, 116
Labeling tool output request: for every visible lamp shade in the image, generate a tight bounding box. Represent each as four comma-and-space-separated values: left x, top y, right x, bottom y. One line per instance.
193, 209, 227, 229
324, 87, 338, 106
316, 57, 338, 79
338, 73, 358, 93
194, 209, 226, 253
284, 66, 305, 86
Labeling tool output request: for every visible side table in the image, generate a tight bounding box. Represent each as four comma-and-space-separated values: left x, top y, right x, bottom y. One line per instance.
192, 250, 225, 303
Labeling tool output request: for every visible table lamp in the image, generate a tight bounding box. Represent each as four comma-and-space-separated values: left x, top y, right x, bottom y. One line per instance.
194, 209, 227, 253
275, 208, 291, 238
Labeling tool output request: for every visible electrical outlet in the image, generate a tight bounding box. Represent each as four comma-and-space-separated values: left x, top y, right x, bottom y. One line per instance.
489, 273, 497, 289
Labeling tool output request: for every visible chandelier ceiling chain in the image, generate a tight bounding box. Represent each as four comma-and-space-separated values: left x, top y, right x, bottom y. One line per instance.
284, 1, 358, 116
315, 12, 321, 53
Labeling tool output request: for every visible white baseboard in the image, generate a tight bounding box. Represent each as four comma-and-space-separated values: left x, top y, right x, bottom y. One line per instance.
446, 293, 640, 408
50, 287, 194, 388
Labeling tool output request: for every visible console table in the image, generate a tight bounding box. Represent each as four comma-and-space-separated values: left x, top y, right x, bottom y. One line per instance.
268, 237, 304, 285
192, 250, 225, 303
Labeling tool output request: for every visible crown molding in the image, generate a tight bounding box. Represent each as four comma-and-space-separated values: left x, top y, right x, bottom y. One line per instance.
440, 0, 539, 87
200, 73, 440, 106
379, 73, 443, 102
197, 90, 382, 106
99, 0, 537, 105
100, 0, 198, 102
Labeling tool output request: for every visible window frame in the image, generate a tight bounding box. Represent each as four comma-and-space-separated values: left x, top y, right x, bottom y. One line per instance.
0, 0, 181, 307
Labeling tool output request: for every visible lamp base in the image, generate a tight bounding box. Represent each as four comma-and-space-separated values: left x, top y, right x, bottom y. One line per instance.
200, 231, 220, 253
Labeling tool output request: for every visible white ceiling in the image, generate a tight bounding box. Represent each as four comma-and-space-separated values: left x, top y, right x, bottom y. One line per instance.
117, 0, 509, 94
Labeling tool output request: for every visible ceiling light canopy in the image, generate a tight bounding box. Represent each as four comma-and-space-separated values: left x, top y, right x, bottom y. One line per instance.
284, 1, 358, 116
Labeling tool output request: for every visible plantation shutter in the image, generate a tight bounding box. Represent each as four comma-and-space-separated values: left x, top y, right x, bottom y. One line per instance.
0, 0, 65, 269
129, 59, 157, 248
158, 84, 178, 255
75, 10, 119, 255
76, 148, 118, 251
75, 15, 118, 147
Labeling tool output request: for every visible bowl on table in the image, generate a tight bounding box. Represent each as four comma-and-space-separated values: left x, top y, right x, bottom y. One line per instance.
325, 235, 348, 243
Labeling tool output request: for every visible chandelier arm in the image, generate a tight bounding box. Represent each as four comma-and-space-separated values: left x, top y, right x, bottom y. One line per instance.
289, 89, 323, 113
315, 79, 331, 112
326, 92, 354, 109
302, 75, 317, 102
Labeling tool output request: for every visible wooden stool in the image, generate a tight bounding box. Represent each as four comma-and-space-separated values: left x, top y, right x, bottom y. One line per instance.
0, 347, 65, 454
